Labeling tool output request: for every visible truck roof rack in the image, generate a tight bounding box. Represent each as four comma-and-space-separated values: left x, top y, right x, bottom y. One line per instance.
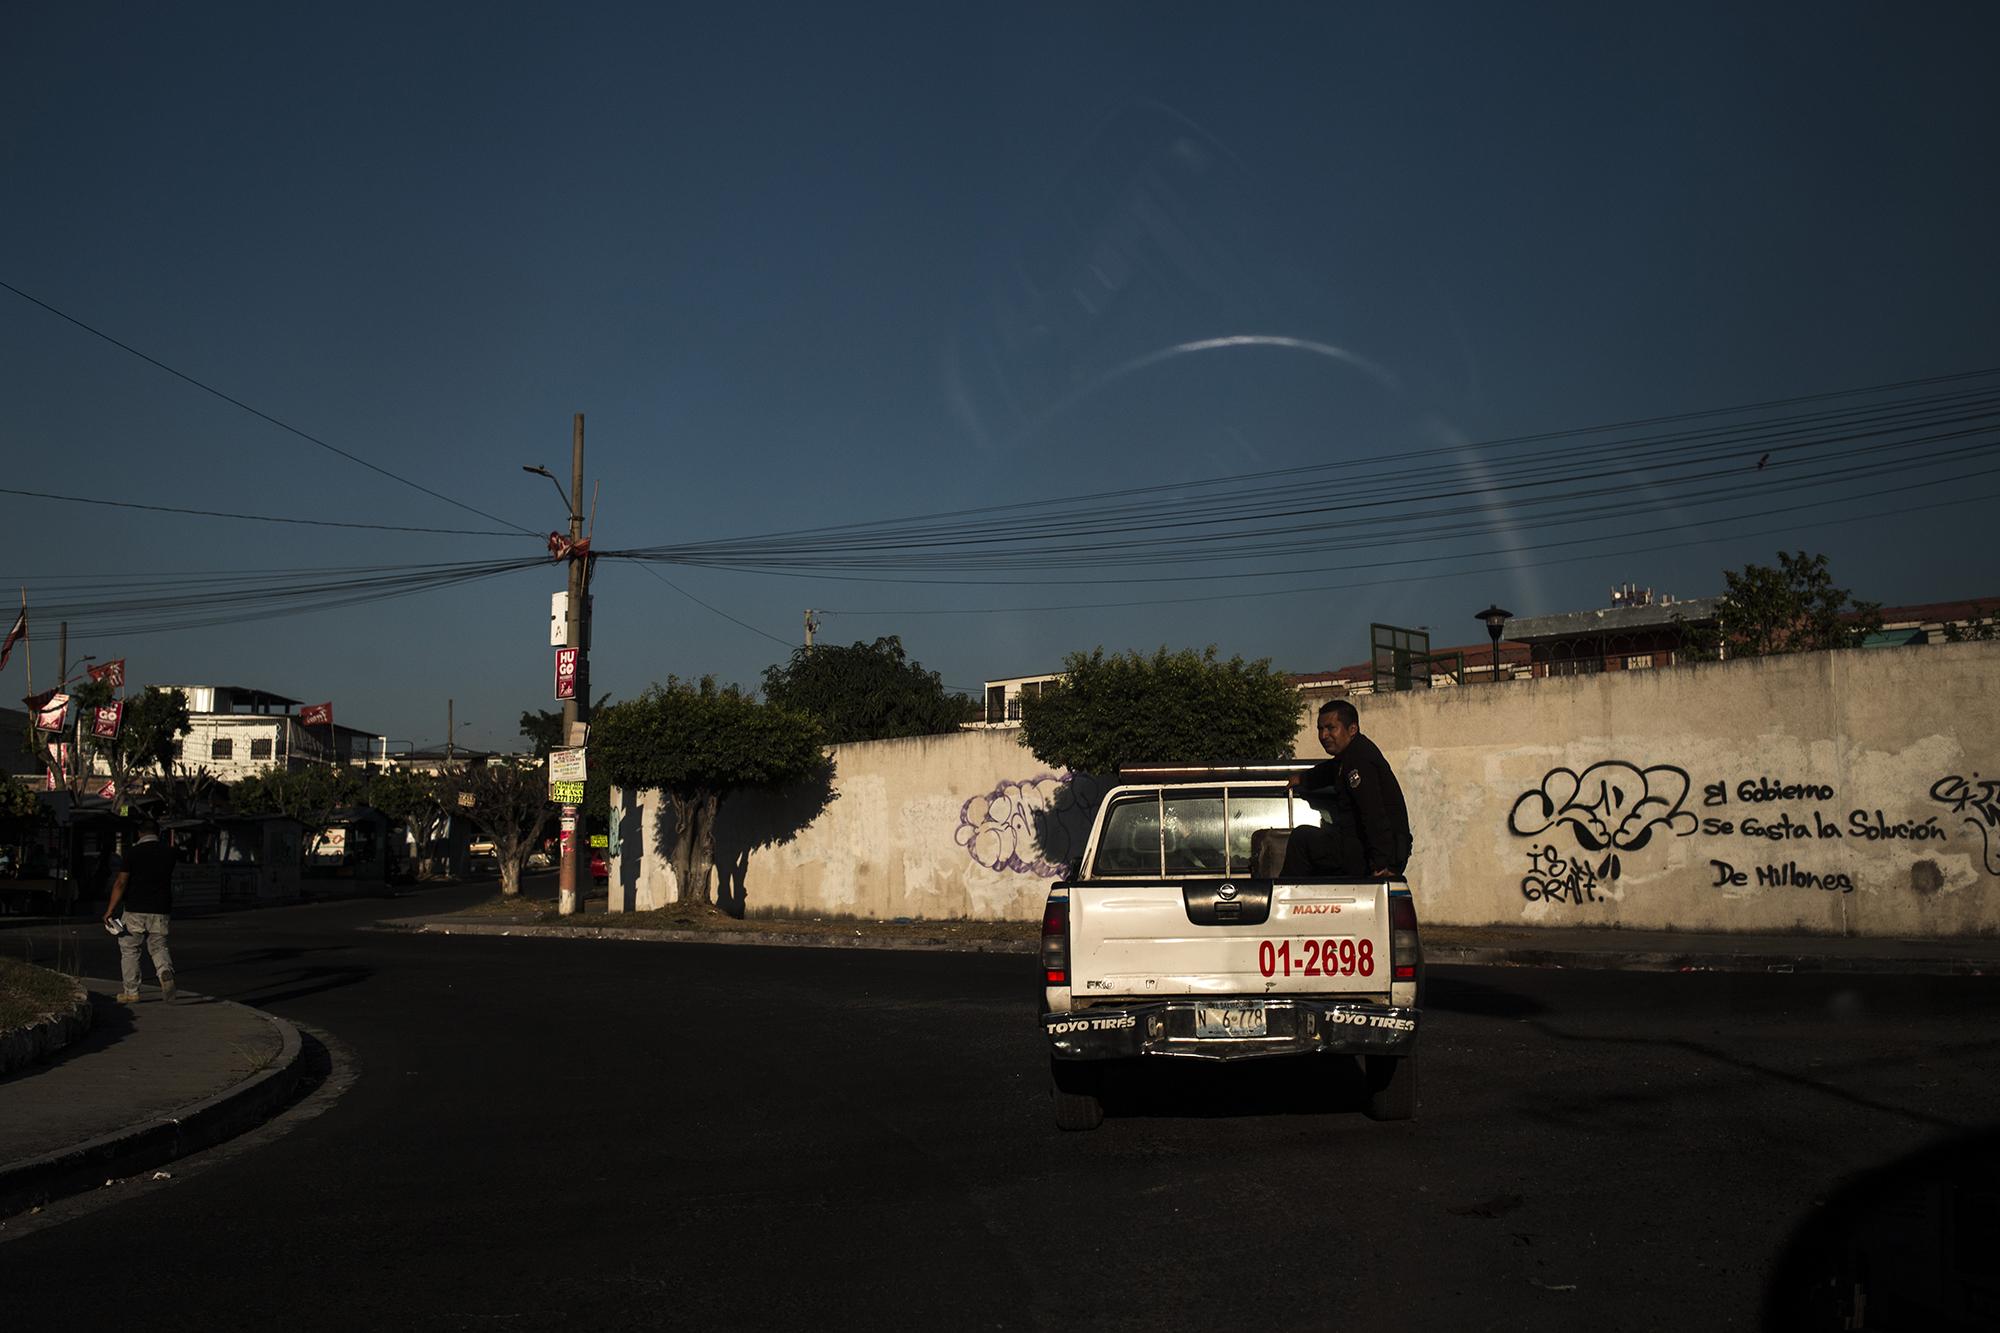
1118, 762, 1314, 781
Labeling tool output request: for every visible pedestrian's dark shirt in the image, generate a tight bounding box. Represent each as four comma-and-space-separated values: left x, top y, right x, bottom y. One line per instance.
119, 837, 175, 915
1296, 733, 1413, 875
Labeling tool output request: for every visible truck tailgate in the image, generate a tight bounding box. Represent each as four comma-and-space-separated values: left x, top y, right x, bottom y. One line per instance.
1069, 881, 1392, 998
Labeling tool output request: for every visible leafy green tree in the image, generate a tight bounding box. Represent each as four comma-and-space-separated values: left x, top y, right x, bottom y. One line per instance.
149, 767, 221, 820
1695, 551, 1884, 659
445, 760, 552, 896
519, 694, 611, 758
230, 765, 362, 842
761, 636, 970, 743
361, 768, 448, 879
0, 772, 37, 820
593, 678, 827, 909
1941, 601, 2000, 643
70, 682, 192, 803
1018, 647, 1302, 775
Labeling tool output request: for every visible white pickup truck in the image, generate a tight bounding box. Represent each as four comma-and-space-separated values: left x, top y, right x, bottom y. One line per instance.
1039, 764, 1423, 1130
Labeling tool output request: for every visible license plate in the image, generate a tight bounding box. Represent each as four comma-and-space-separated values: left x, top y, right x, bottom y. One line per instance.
1195, 1003, 1267, 1038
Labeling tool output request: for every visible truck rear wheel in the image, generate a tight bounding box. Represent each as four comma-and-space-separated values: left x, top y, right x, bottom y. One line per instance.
1363, 1052, 1417, 1121
1050, 1058, 1105, 1131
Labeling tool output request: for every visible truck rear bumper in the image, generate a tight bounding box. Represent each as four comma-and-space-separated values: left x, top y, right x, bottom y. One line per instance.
1044, 999, 1418, 1063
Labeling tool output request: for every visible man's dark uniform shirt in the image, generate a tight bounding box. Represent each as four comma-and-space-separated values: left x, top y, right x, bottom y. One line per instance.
118, 837, 176, 915
1295, 733, 1413, 876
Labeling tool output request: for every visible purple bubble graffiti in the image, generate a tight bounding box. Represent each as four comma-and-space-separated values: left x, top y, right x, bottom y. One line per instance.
956, 773, 1091, 877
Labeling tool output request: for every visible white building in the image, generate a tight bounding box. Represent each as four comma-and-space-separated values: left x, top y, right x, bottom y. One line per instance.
152, 685, 387, 782
974, 673, 1064, 728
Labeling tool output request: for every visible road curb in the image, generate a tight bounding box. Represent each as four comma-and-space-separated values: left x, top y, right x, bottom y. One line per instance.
1425, 943, 1997, 977
394, 918, 2000, 976
394, 918, 1039, 955
0, 979, 94, 1078
0, 1000, 308, 1219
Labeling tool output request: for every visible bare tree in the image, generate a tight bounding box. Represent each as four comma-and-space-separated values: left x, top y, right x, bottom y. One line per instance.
448, 759, 553, 897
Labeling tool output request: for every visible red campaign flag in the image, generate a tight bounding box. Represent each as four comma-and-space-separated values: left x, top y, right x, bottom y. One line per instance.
300, 702, 334, 728
87, 658, 126, 688
0, 606, 24, 673
34, 693, 70, 732
93, 702, 124, 739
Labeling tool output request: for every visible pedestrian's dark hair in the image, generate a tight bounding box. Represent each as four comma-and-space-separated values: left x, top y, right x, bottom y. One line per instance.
1318, 699, 1359, 728
138, 816, 161, 836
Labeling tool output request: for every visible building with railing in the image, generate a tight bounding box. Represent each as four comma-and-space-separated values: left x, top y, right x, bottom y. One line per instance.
151, 685, 386, 781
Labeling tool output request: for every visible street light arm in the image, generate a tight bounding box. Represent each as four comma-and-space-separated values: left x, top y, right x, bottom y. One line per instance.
521, 465, 571, 514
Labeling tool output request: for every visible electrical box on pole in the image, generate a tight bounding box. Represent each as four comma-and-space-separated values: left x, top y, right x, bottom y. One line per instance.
551, 591, 571, 646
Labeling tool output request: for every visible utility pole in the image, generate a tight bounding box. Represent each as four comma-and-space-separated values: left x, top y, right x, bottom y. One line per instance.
59, 621, 77, 799
558, 412, 590, 917
446, 698, 454, 767
804, 609, 818, 648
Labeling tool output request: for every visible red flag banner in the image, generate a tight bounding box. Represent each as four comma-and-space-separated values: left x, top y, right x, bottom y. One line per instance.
87, 659, 126, 688
97, 778, 118, 801
34, 693, 70, 732
93, 702, 124, 739
0, 606, 24, 673
300, 702, 334, 728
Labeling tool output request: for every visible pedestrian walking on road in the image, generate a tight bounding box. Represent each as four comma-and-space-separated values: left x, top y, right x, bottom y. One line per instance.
103, 817, 177, 1004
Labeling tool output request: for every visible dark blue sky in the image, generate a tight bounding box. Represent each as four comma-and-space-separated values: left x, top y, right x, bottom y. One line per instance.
4, 3, 1997, 748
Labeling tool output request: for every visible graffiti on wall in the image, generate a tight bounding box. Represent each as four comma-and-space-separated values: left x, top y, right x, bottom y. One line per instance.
1507, 762, 1698, 884
1510, 762, 1998, 903
1931, 774, 2000, 876
956, 773, 1094, 877
1520, 845, 1602, 903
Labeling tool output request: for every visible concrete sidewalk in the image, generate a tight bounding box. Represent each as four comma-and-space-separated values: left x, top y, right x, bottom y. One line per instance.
0, 981, 305, 1219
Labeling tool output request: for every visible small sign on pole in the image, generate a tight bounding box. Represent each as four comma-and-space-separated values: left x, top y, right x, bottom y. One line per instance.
554, 647, 578, 700
549, 779, 585, 804
549, 747, 587, 784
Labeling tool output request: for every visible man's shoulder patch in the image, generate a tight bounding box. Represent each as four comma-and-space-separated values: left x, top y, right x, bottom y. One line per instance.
1347, 769, 1362, 789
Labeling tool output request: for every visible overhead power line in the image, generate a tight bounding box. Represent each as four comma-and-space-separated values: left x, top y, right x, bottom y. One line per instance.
0, 484, 531, 537
601, 375, 2000, 583
818, 484, 2000, 618
614, 365, 2000, 562
0, 277, 538, 536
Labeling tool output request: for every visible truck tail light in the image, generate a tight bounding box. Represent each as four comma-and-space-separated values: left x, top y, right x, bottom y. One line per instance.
1389, 892, 1420, 981
1041, 893, 1069, 986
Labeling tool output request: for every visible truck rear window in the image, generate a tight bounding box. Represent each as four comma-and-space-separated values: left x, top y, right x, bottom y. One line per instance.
1091, 786, 1302, 878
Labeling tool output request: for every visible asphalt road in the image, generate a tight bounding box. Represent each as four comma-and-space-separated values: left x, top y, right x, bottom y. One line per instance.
6, 884, 2000, 1331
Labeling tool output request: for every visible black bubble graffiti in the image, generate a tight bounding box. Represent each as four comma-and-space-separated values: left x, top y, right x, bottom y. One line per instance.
1509, 762, 1699, 879
1931, 773, 2000, 876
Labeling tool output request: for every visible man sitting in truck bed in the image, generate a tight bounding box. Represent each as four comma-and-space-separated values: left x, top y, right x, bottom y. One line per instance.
1280, 698, 1413, 879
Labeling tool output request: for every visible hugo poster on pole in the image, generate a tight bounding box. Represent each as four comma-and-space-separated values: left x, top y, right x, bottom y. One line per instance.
554, 647, 578, 700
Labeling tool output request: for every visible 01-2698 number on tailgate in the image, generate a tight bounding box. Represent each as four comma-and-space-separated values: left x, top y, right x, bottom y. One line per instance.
1257, 938, 1374, 978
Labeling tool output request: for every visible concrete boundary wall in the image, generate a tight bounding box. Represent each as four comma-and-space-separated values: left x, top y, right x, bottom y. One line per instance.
612, 643, 2000, 937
